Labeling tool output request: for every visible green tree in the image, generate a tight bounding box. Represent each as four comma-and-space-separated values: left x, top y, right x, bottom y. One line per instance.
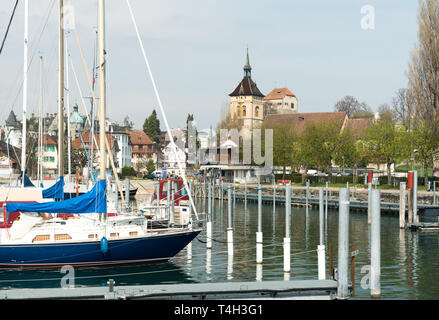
262, 123, 297, 180
143, 110, 161, 142
146, 159, 156, 174
299, 120, 342, 181
71, 149, 88, 174
407, 119, 439, 186
186, 113, 200, 149
333, 129, 358, 171
361, 117, 406, 185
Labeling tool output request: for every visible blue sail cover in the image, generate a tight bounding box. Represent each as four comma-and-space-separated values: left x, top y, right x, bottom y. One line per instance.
42, 176, 64, 200
23, 174, 35, 187
7, 180, 107, 214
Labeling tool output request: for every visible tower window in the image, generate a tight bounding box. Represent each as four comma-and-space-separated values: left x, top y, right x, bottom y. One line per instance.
291, 103, 295, 109
242, 106, 246, 117
255, 106, 260, 117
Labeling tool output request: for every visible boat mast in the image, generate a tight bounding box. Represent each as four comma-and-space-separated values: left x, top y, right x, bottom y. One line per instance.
66, 34, 71, 182
21, 0, 28, 187
58, 0, 65, 180
98, 0, 106, 182
38, 56, 43, 185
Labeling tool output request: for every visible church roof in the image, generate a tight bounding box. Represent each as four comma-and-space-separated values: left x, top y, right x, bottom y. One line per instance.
264, 88, 296, 100
229, 77, 265, 97
70, 105, 84, 124
5, 111, 20, 127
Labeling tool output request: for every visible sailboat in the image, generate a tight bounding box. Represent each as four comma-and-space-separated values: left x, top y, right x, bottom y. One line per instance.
0, 1, 54, 205
0, 0, 201, 268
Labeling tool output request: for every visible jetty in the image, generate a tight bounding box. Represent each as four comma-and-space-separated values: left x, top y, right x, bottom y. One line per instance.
0, 279, 340, 300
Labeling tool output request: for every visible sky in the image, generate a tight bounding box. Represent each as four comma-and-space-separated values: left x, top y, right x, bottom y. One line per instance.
0, 0, 420, 133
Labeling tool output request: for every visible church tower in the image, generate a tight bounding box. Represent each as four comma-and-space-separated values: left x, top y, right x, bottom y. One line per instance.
229, 49, 265, 131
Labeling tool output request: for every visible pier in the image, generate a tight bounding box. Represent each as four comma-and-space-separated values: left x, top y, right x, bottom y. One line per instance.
0, 279, 340, 300
232, 192, 439, 215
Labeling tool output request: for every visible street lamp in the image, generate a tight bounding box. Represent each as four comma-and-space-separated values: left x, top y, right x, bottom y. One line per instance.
411, 149, 419, 171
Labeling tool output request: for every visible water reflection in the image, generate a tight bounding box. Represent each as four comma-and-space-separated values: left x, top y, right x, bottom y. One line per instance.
0, 261, 194, 290
2, 196, 439, 299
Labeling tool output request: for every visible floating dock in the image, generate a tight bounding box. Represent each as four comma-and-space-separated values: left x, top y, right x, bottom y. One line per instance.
0, 279, 339, 300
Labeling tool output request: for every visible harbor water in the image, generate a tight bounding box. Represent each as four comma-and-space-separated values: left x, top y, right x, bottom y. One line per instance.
0, 197, 438, 300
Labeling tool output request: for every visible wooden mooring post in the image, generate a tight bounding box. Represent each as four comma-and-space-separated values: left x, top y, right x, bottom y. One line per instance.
256, 184, 263, 264
227, 186, 233, 256
350, 246, 356, 297
367, 182, 372, 225
284, 184, 291, 275
370, 189, 381, 298
337, 187, 350, 300
206, 181, 212, 250
318, 187, 326, 280
413, 170, 418, 224
306, 180, 310, 215
329, 243, 334, 279
408, 171, 413, 223
400, 182, 406, 229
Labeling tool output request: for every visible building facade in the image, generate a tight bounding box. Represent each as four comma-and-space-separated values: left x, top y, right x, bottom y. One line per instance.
71, 132, 119, 176
128, 130, 156, 173
264, 88, 298, 115
110, 131, 132, 172
40, 135, 58, 175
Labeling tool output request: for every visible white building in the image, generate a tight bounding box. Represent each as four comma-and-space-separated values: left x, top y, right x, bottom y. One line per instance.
110, 131, 132, 172
40, 135, 58, 175
162, 142, 186, 175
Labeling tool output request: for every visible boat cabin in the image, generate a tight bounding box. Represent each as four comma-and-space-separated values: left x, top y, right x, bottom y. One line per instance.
155, 179, 188, 205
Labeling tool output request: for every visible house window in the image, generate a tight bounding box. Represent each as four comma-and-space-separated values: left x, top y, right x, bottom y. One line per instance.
139, 145, 143, 151
291, 103, 295, 109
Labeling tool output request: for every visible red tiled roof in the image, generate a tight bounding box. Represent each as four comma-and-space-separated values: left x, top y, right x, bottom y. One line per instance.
344, 118, 372, 139
264, 112, 348, 135
42, 135, 58, 145
128, 130, 154, 145
264, 88, 295, 100
71, 131, 115, 149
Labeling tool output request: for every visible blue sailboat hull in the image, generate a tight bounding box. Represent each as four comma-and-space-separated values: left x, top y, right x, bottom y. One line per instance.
0, 230, 200, 268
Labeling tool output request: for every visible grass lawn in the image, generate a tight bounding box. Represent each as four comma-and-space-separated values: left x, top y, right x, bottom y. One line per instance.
396, 164, 433, 177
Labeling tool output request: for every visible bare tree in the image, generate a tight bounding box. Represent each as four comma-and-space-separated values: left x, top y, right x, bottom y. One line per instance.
377, 103, 395, 121
334, 95, 373, 118
407, 0, 439, 175
408, 0, 439, 121
392, 88, 411, 126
